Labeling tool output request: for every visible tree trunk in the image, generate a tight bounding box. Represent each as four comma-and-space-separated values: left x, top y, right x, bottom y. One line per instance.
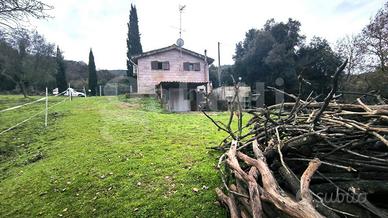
18, 81, 28, 98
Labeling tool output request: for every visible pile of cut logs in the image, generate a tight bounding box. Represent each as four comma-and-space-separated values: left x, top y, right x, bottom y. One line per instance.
203, 61, 388, 217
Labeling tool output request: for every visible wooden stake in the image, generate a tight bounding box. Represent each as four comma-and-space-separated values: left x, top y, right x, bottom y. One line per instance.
83, 86, 87, 97
68, 83, 72, 101
218, 42, 221, 87
45, 87, 48, 127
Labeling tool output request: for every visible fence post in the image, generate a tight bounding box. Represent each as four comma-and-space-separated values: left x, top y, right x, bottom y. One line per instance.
83, 86, 87, 97
68, 83, 72, 101
45, 87, 48, 127
99, 85, 102, 97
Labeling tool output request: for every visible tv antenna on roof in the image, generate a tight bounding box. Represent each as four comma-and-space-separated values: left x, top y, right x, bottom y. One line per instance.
177, 5, 185, 47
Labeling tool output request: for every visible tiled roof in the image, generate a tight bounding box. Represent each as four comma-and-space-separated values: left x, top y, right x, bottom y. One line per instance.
158, 80, 208, 84
131, 44, 214, 64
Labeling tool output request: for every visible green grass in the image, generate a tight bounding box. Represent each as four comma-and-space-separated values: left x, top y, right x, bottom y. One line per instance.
0, 95, 231, 217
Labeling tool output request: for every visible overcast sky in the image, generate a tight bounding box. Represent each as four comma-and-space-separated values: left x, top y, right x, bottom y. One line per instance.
31, 0, 385, 70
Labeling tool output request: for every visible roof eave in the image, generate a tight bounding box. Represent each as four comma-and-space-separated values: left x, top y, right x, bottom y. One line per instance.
131, 45, 214, 64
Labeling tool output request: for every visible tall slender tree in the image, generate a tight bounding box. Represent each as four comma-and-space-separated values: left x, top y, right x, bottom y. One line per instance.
88, 49, 97, 96
55, 46, 67, 92
126, 4, 142, 78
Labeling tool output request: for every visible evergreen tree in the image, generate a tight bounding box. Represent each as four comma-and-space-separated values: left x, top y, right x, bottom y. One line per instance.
55, 46, 67, 92
88, 49, 97, 96
297, 37, 342, 97
126, 4, 142, 78
234, 18, 304, 93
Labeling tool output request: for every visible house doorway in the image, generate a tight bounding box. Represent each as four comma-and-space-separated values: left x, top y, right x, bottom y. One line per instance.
168, 88, 190, 112
189, 89, 198, 111
156, 82, 208, 112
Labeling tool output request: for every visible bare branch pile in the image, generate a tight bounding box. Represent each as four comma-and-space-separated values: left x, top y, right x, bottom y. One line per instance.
204, 61, 388, 217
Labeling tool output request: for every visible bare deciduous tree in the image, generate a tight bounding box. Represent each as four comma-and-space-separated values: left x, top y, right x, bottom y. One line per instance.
360, 2, 388, 72
0, 0, 53, 29
335, 35, 364, 76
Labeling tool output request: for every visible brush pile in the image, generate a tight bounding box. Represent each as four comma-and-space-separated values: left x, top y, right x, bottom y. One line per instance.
203, 61, 388, 218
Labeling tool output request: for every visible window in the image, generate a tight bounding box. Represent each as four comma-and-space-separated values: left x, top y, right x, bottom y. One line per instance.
151, 61, 170, 70
183, 62, 200, 71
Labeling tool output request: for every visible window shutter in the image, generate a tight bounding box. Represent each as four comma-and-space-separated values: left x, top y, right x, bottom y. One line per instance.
151, 61, 158, 70
162, 61, 170, 70
183, 62, 189, 71
194, 63, 201, 71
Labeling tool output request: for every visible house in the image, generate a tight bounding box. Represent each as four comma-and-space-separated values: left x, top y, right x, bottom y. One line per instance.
131, 44, 214, 112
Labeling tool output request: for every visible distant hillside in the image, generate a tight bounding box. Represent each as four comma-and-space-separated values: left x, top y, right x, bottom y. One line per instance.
64, 60, 128, 89
65, 60, 88, 89
109, 70, 127, 77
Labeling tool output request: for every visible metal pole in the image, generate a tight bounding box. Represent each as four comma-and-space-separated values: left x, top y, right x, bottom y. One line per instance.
218, 42, 221, 87
99, 85, 102, 97
83, 86, 87, 97
115, 83, 118, 96
179, 5, 185, 39
68, 83, 72, 101
179, 6, 182, 39
45, 87, 48, 127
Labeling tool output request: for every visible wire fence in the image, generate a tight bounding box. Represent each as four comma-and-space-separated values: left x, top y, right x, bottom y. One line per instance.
0, 88, 72, 136
0, 97, 46, 113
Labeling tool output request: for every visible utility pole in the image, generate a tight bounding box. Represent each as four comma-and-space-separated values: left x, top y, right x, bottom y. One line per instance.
218, 42, 221, 87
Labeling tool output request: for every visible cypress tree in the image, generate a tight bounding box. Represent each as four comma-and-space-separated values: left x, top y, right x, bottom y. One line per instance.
88, 49, 97, 96
55, 46, 67, 92
126, 4, 143, 78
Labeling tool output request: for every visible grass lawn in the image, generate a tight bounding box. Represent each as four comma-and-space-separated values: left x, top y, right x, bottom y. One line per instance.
0, 95, 229, 217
